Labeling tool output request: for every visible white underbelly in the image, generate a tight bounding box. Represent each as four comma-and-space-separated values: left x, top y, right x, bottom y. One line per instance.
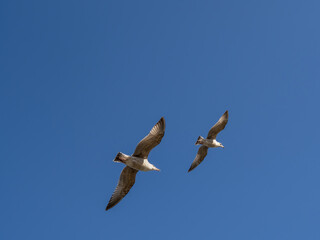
203, 139, 218, 148
126, 157, 153, 171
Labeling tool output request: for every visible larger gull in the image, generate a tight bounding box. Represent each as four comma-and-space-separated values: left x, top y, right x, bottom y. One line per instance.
106, 117, 165, 211
188, 111, 228, 172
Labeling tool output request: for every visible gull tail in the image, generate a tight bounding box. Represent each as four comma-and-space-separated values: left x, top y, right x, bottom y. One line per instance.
195, 136, 204, 145
113, 152, 127, 163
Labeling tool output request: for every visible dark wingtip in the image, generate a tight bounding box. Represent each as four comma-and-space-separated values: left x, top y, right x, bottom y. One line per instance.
188, 166, 194, 173
105, 204, 112, 211
159, 117, 166, 130
224, 110, 229, 119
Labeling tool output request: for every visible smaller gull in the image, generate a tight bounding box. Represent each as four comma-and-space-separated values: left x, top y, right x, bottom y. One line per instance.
188, 111, 228, 172
106, 117, 165, 211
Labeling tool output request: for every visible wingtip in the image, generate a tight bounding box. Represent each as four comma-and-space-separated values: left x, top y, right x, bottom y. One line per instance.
224, 110, 229, 118
159, 117, 166, 130
105, 203, 113, 211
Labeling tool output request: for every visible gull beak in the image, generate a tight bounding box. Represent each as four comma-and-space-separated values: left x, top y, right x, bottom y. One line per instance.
154, 167, 160, 172
221, 145, 225, 148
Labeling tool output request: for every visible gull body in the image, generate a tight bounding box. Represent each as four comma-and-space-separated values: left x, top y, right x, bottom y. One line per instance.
114, 152, 160, 172
196, 137, 224, 148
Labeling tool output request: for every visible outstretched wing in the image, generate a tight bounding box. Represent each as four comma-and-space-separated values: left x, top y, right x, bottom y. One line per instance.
207, 111, 228, 139
106, 166, 138, 211
188, 146, 208, 172
132, 117, 165, 159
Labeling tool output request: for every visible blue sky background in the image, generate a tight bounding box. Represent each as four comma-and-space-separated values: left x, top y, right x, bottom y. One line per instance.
1, 0, 320, 239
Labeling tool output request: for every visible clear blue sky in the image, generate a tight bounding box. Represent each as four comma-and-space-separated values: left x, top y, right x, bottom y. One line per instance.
1, 0, 320, 239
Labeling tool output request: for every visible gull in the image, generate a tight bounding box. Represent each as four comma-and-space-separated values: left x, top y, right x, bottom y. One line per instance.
188, 111, 228, 172
106, 117, 165, 211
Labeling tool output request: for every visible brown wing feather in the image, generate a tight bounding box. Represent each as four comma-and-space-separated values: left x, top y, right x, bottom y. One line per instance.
207, 111, 228, 139
188, 146, 208, 172
132, 117, 165, 158
106, 166, 138, 211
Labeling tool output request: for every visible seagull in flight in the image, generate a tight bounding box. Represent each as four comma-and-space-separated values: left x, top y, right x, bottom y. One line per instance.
188, 111, 228, 172
106, 117, 165, 211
